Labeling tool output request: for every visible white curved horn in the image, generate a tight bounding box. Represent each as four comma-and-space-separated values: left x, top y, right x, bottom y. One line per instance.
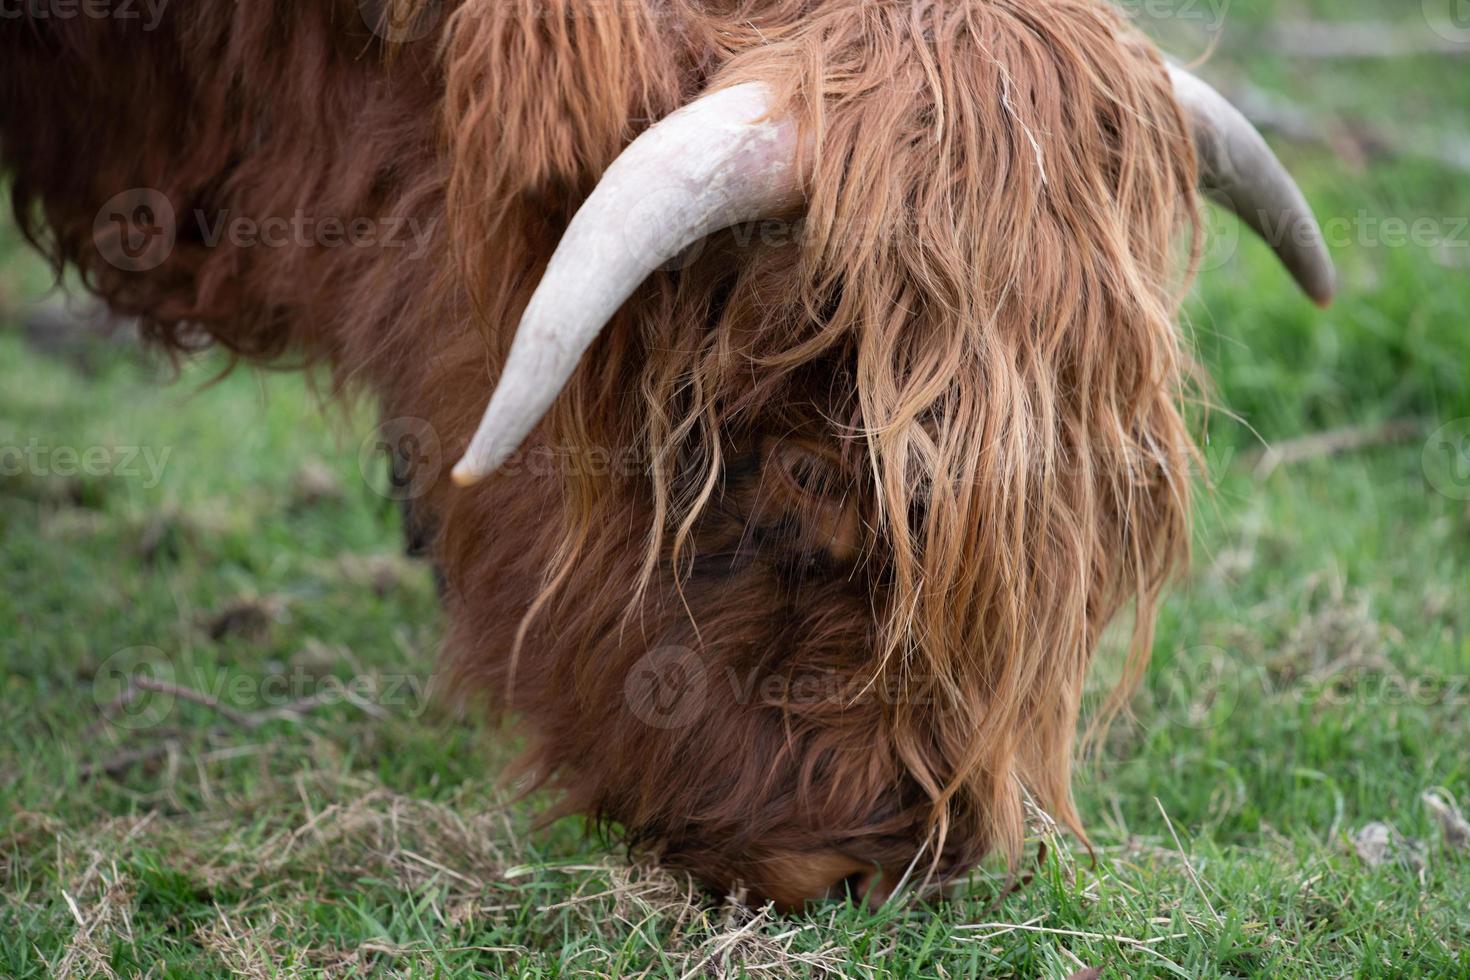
1168, 64, 1337, 307
452, 82, 803, 486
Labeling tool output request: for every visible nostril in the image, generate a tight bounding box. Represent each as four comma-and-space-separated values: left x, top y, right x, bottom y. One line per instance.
830, 866, 895, 909
831, 871, 869, 902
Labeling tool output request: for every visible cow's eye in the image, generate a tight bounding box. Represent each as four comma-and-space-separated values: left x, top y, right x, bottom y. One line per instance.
772, 440, 848, 501
760, 438, 865, 568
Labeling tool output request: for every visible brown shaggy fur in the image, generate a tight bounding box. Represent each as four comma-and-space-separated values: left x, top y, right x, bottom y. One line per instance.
2, 0, 1200, 905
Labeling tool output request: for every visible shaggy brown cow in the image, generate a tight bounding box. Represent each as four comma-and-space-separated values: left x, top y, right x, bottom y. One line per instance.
1, 0, 1333, 908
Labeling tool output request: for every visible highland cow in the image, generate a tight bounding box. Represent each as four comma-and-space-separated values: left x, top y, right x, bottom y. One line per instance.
0, 0, 1333, 908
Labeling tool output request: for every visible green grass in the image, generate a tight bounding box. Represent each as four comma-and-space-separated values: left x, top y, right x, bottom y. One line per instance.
3, 2, 1469, 976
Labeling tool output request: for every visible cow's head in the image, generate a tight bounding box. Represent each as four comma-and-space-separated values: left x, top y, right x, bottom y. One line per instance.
444, 1, 1333, 909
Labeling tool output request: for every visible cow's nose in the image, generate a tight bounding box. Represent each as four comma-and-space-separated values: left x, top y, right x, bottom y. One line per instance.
832, 867, 899, 908
755, 851, 894, 912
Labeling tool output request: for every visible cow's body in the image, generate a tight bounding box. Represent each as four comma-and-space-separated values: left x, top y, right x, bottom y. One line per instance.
1, 0, 1328, 907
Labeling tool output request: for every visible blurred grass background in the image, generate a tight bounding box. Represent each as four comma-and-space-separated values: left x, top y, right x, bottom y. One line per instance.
2, 0, 1468, 975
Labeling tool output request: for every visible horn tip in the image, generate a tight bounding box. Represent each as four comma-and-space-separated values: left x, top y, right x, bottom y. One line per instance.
1309, 267, 1338, 309
451, 461, 484, 488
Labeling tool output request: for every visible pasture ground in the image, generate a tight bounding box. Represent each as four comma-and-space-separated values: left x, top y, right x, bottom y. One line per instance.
2, 1, 1468, 975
